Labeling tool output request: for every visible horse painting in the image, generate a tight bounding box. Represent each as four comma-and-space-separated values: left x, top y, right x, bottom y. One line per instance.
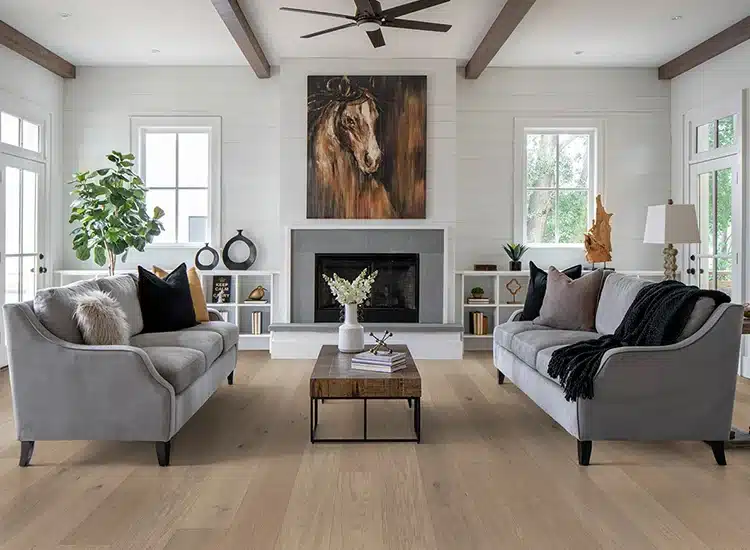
307, 75, 426, 219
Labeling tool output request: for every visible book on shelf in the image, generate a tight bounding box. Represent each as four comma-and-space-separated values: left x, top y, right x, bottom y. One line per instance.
251, 311, 262, 335
469, 311, 490, 335
350, 361, 408, 373
244, 300, 268, 304
467, 298, 491, 304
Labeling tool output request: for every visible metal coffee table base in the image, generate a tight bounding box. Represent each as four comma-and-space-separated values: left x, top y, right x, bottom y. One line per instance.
310, 397, 421, 443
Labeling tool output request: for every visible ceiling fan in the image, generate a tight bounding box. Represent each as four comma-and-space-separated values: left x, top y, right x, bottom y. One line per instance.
280, 0, 452, 49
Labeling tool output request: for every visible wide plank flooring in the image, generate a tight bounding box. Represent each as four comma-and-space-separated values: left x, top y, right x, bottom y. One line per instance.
1, 351, 750, 549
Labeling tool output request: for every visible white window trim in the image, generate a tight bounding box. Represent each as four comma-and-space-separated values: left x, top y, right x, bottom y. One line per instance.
0, 98, 48, 164
686, 103, 740, 165
513, 117, 605, 248
130, 115, 222, 248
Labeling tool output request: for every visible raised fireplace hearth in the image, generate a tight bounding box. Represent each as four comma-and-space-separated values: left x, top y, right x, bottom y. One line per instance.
315, 253, 419, 323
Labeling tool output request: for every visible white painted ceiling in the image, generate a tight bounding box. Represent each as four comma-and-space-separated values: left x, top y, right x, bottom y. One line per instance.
1, 0, 749, 68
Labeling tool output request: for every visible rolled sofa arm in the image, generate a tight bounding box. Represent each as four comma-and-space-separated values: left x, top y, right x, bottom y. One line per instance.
3, 302, 175, 442
509, 309, 524, 322
207, 308, 224, 322
577, 302, 743, 441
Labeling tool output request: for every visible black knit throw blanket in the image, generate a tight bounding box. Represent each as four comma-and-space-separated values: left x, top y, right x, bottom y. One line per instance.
547, 280, 730, 402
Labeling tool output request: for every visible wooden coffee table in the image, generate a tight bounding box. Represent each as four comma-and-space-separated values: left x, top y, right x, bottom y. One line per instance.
309, 345, 422, 443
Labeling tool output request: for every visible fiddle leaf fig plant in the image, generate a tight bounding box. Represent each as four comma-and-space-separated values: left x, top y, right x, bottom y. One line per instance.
68, 151, 165, 275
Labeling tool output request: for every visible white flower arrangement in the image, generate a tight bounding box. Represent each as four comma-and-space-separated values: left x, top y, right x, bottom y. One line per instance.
322, 268, 378, 306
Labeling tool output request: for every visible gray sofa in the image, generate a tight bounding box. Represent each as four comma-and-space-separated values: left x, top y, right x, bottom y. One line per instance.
3, 274, 239, 467
493, 272, 743, 466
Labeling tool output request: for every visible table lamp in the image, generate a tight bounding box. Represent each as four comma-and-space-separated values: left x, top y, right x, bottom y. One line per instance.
643, 199, 700, 280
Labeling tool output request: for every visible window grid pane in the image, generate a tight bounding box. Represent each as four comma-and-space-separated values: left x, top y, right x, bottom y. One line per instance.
525, 131, 592, 244
21, 120, 40, 153
1, 112, 20, 147
143, 129, 211, 244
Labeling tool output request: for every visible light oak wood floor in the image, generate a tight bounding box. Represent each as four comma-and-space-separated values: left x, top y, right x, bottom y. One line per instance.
2, 352, 750, 549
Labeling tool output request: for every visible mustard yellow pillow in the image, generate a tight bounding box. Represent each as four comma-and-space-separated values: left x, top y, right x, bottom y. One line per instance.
152, 265, 210, 323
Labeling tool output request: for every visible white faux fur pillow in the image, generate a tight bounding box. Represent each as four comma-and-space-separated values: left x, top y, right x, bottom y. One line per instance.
72, 290, 130, 346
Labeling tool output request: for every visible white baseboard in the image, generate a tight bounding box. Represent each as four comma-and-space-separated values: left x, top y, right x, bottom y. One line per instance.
271, 331, 463, 360
741, 356, 750, 379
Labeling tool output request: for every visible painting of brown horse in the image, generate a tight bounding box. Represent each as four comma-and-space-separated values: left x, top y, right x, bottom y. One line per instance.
307, 75, 426, 219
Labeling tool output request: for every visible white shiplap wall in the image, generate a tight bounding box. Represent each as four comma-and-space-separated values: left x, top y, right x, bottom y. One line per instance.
61, 63, 671, 279
0, 47, 64, 281
62, 66, 281, 271
457, 67, 671, 271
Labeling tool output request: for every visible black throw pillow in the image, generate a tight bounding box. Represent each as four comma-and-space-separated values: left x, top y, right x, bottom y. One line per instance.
138, 264, 197, 333
519, 261, 583, 321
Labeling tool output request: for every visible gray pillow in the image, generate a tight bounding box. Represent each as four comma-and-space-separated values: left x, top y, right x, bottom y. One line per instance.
534, 268, 605, 331
97, 274, 143, 336
33, 279, 100, 343
677, 296, 717, 341
72, 290, 130, 346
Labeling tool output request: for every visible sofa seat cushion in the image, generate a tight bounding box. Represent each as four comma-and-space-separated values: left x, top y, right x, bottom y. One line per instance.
130, 330, 223, 366
142, 347, 207, 394
535, 345, 572, 385
511, 329, 599, 367
183, 321, 239, 351
494, 321, 553, 350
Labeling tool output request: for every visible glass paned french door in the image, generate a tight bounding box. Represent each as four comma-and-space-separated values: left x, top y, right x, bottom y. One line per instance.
0, 154, 46, 365
687, 157, 740, 301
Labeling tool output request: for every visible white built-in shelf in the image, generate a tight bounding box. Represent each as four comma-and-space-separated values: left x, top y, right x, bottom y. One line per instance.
456, 269, 662, 346
238, 303, 271, 308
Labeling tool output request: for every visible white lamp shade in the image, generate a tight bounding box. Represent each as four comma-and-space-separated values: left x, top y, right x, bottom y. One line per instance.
643, 203, 701, 244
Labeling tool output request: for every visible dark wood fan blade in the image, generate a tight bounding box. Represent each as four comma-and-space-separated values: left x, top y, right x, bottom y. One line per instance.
384, 18, 451, 32
301, 23, 357, 38
353, 0, 378, 16
382, 0, 450, 19
367, 29, 386, 48
280, 7, 355, 21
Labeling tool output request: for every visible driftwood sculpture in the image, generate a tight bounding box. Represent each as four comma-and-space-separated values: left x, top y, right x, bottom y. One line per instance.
584, 194, 613, 264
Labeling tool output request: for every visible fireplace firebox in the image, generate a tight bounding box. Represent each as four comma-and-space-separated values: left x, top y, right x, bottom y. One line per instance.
315, 253, 419, 323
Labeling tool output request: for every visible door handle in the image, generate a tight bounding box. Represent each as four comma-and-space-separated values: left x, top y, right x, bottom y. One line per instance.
39, 266, 47, 274
686, 268, 696, 275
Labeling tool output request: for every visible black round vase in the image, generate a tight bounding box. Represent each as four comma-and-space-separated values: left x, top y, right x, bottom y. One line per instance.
222, 230, 257, 270
509, 261, 522, 271
195, 243, 220, 270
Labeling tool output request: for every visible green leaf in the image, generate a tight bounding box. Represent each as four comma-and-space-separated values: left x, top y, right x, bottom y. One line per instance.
93, 247, 107, 266
153, 206, 165, 219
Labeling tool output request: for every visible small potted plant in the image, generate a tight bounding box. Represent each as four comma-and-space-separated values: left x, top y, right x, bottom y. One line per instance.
503, 243, 528, 271
471, 286, 484, 299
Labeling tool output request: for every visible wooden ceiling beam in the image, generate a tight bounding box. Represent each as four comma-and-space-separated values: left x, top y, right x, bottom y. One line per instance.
211, 0, 271, 79
659, 16, 750, 80
465, 0, 537, 80
0, 20, 75, 79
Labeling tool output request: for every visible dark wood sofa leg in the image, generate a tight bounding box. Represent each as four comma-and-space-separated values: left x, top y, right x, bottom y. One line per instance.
578, 440, 592, 466
497, 370, 505, 385
227, 371, 234, 385
19, 441, 35, 467
708, 441, 727, 466
156, 441, 171, 467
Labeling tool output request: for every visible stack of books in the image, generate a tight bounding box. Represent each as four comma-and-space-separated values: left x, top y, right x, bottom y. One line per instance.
350, 350, 408, 373
250, 311, 262, 335
467, 297, 491, 305
469, 312, 490, 335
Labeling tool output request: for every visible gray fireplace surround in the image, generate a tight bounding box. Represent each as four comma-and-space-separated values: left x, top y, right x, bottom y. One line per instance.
290, 229, 444, 323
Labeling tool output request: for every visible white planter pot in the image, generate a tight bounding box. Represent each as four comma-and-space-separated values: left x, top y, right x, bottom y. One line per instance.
338, 303, 364, 353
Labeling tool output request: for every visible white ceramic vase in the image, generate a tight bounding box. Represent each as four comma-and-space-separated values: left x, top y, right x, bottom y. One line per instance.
338, 303, 364, 353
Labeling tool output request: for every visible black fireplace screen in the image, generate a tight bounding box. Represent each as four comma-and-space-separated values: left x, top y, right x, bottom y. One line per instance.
315, 253, 419, 323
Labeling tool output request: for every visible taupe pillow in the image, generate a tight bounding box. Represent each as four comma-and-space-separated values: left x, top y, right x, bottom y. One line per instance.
534, 268, 604, 331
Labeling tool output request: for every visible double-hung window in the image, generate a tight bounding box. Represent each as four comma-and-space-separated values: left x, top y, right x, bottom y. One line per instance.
516, 120, 601, 246
131, 116, 221, 246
